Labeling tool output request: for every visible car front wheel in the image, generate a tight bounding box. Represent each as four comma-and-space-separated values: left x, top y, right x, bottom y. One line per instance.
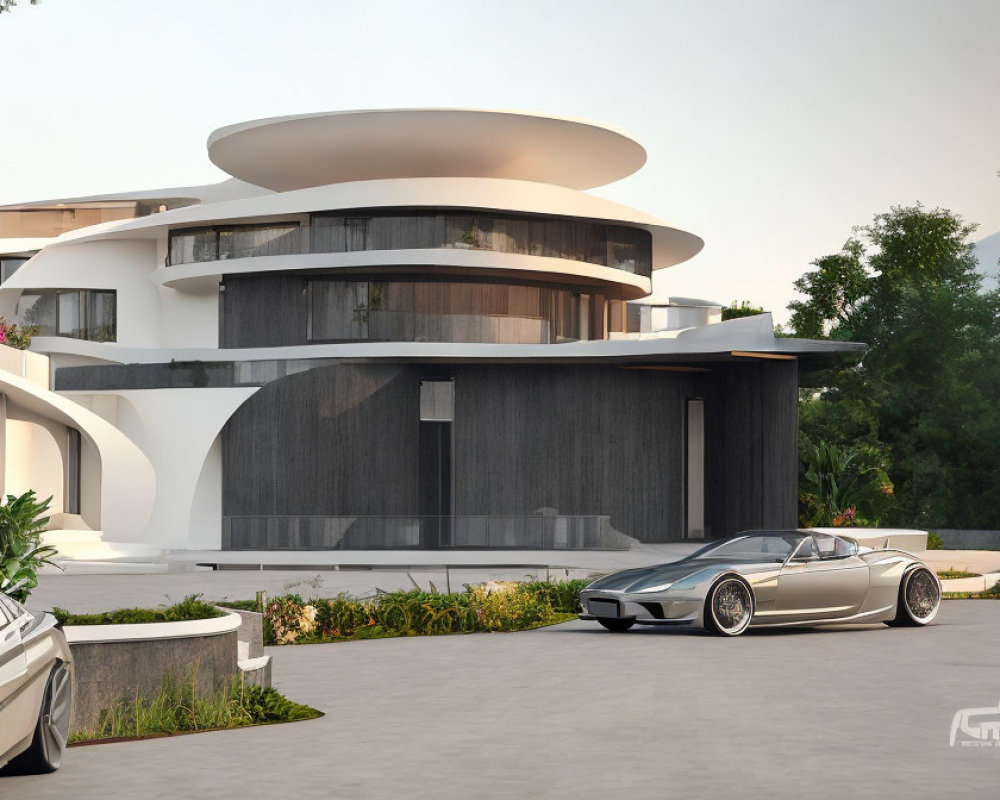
705, 577, 755, 636
6, 661, 72, 774
887, 567, 941, 627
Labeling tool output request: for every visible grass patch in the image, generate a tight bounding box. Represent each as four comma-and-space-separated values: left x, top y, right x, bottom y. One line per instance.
69, 670, 321, 745
216, 579, 587, 646
54, 594, 224, 626
936, 569, 981, 580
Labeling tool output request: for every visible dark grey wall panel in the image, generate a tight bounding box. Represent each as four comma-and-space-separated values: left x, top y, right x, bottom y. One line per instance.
222, 364, 420, 517
221, 274, 307, 348
221, 359, 799, 545
451, 365, 691, 543
697, 360, 798, 538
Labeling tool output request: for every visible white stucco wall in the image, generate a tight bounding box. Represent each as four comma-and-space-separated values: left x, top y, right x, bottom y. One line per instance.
105, 388, 257, 549
3, 409, 65, 515
2, 239, 162, 347
188, 436, 223, 550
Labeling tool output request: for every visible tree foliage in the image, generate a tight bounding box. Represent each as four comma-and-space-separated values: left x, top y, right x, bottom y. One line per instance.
722, 300, 766, 321
789, 205, 1000, 529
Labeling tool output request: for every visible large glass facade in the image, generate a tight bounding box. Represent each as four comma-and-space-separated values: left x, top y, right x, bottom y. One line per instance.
311, 212, 651, 275
308, 279, 616, 344
167, 212, 652, 276
169, 223, 300, 265
15, 289, 116, 341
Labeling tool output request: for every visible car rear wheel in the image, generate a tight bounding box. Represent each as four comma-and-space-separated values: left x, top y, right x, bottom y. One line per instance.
598, 618, 635, 632
706, 577, 754, 636
6, 661, 72, 774
887, 567, 941, 627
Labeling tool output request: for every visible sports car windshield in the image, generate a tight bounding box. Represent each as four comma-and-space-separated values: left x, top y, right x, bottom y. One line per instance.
687, 532, 806, 562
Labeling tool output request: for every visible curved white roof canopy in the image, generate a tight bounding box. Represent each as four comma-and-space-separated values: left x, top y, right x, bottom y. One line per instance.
207, 109, 647, 192
46, 177, 704, 273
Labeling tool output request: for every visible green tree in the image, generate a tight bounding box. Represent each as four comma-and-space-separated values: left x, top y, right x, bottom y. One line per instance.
788, 205, 1000, 529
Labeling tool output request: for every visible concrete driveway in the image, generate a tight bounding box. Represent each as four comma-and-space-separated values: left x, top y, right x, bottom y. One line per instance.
4, 602, 998, 799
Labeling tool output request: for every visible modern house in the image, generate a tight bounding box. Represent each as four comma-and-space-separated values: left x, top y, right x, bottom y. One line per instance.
0, 109, 860, 556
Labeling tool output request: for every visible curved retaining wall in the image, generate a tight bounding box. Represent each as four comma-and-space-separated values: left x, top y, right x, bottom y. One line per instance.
64, 613, 242, 733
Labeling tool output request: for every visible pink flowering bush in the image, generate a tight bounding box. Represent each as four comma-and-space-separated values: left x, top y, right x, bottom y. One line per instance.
0, 318, 38, 350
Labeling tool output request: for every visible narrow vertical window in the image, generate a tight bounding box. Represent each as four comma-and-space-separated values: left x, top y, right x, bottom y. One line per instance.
686, 399, 705, 539
419, 380, 455, 548
66, 428, 81, 515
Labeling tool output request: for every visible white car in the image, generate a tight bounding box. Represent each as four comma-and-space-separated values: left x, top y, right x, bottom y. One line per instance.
0, 588, 73, 774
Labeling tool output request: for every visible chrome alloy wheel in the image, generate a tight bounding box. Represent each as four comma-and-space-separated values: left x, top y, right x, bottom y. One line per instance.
903, 568, 941, 624
35, 662, 72, 771
709, 577, 754, 636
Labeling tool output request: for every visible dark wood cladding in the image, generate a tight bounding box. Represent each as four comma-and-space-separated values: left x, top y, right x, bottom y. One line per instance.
452, 365, 690, 542
220, 274, 306, 348
222, 364, 419, 517
221, 359, 799, 544
696, 360, 799, 537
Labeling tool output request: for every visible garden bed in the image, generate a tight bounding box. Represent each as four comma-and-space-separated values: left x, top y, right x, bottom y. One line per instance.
217, 579, 587, 646
69, 671, 321, 745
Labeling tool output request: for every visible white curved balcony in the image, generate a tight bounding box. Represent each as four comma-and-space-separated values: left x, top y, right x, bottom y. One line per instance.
154, 248, 652, 298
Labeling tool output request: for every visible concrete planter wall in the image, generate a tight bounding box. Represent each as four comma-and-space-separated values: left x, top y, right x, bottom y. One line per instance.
64, 613, 242, 733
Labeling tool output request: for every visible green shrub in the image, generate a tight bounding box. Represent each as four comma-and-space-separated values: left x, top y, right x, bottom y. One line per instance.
54, 595, 224, 626
926, 531, 945, 550
245, 579, 586, 646
0, 490, 59, 601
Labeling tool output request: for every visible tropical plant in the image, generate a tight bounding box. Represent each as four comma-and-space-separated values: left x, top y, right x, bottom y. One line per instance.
798, 442, 892, 527
0, 490, 59, 601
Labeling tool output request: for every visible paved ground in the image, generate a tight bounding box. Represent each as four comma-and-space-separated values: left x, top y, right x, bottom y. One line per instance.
4, 600, 998, 799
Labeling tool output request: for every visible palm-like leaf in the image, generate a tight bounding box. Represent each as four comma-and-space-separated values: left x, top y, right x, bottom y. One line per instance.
0, 490, 60, 601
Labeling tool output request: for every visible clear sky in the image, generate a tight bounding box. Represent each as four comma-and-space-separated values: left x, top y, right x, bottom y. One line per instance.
1, 0, 997, 321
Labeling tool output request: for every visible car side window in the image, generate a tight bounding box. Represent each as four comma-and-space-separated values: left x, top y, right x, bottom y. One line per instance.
815, 534, 855, 560
792, 536, 820, 561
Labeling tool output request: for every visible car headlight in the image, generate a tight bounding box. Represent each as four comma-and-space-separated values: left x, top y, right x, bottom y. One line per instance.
634, 581, 673, 593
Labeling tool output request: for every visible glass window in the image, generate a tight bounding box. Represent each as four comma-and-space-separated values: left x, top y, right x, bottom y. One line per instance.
16, 292, 57, 336
169, 229, 217, 265
218, 225, 298, 260
15, 289, 116, 341
89, 291, 117, 342
57, 291, 82, 337
66, 428, 81, 515
304, 279, 601, 345
1, 257, 28, 283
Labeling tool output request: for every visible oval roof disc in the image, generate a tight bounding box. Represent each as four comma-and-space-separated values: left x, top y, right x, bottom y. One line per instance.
207, 109, 647, 192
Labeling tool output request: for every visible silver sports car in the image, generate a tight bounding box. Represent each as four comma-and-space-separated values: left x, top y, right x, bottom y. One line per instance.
0, 588, 73, 774
579, 530, 941, 636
